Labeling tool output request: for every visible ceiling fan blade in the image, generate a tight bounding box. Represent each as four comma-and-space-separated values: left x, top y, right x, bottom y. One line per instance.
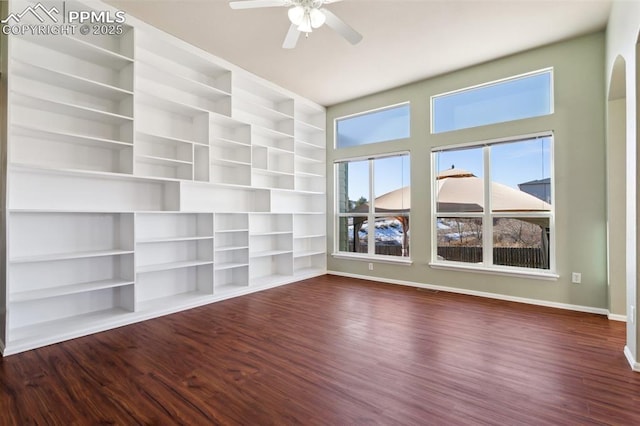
322, 9, 362, 45
282, 24, 301, 49
229, 0, 285, 10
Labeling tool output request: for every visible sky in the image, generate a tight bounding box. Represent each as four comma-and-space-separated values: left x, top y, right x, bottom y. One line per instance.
435, 138, 551, 189
344, 155, 411, 203
340, 72, 552, 203
337, 104, 410, 149
346, 138, 550, 204
432, 71, 551, 133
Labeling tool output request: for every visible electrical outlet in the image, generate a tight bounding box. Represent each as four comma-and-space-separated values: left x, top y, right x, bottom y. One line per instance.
368, 263, 373, 271
571, 272, 581, 284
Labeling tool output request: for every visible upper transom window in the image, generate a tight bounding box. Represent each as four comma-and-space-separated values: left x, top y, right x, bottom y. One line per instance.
431, 69, 553, 134
336, 103, 410, 148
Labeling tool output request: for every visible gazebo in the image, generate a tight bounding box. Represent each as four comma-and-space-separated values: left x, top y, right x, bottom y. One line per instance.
347, 168, 551, 260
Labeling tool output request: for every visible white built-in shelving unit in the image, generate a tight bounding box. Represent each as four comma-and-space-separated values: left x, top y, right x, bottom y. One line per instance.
1, 0, 326, 355
135, 213, 215, 312
214, 213, 250, 292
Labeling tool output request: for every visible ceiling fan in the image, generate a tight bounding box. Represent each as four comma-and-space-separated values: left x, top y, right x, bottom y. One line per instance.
229, 0, 363, 49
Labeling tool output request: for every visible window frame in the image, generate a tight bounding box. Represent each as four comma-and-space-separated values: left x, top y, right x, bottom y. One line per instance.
333, 151, 412, 264
334, 102, 411, 149
430, 132, 557, 278
430, 68, 554, 134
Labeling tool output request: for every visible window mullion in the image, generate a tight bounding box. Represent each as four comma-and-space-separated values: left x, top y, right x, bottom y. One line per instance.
368, 159, 375, 256
483, 146, 493, 267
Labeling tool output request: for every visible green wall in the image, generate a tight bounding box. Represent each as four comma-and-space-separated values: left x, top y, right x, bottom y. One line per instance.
326, 32, 607, 310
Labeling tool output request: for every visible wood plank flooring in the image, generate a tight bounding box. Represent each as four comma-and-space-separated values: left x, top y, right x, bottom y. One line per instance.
2, 274, 640, 425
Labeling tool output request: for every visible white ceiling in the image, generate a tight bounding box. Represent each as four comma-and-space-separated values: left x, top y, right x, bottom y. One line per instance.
106, 0, 612, 106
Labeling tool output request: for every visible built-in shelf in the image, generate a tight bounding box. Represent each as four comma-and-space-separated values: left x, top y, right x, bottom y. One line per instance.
13, 91, 133, 125
13, 59, 133, 101
21, 34, 134, 69
137, 236, 214, 244
293, 250, 325, 258
3, 1, 326, 355
234, 97, 294, 122
137, 60, 231, 101
137, 90, 210, 118
294, 234, 325, 239
214, 283, 249, 294
8, 163, 171, 185
135, 292, 212, 314
295, 102, 326, 132
296, 120, 325, 133
252, 124, 295, 142
253, 168, 295, 178
10, 249, 133, 264
250, 250, 293, 258
251, 231, 293, 236
12, 124, 132, 150
296, 139, 326, 150
212, 136, 250, 147
295, 171, 324, 178
215, 262, 250, 271
137, 155, 193, 167
213, 158, 251, 167
137, 130, 205, 148
136, 32, 231, 94
11, 279, 134, 303
137, 260, 214, 274
8, 307, 131, 345
296, 154, 324, 164
215, 245, 249, 251
248, 274, 292, 287
293, 266, 326, 277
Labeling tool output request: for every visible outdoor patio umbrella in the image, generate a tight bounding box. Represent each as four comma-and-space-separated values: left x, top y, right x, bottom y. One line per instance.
367, 168, 550, 218
347, 187, 410, 255
366, 168, 551, 260
348, 168, 550, 258
435, 167, 552, 268
436, 168, 551, 214
373, 186, 410, 255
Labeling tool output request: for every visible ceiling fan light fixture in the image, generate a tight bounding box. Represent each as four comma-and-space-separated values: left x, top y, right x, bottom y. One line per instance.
297, 13, 313, 33
287, 5, 305, 25
230, 0, 363, 49
309, 8, 326, 28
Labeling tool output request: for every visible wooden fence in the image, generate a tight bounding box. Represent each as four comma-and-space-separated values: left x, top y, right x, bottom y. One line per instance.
437, 246, 547, 269
349, 243, 546, 268
351, 244, 406, 256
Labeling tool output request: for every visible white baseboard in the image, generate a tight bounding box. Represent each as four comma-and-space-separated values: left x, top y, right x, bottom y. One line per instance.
608, 313, 627, 322
624, 345, 640, 371
328, 270, 610, 316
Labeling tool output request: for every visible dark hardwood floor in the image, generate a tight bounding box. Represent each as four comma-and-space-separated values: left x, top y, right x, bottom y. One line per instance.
2, 274, 640, 425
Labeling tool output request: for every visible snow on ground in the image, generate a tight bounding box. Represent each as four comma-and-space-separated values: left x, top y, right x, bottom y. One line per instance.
348, 219, 406, 246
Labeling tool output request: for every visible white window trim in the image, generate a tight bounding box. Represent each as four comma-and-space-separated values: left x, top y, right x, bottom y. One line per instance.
430, 132, 556, 277
429, 261, 559, 281
334, 152, 411, 261
332, 252, 413, 266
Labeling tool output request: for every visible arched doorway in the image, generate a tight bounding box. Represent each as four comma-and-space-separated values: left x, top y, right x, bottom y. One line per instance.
607, 55, 627, 321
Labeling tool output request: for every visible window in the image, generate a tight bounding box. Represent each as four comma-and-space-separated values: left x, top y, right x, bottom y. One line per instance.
336, 103, 410, 148
336, 153, 410, 258
431, 69, 553, 133
433, 134, 553, 273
